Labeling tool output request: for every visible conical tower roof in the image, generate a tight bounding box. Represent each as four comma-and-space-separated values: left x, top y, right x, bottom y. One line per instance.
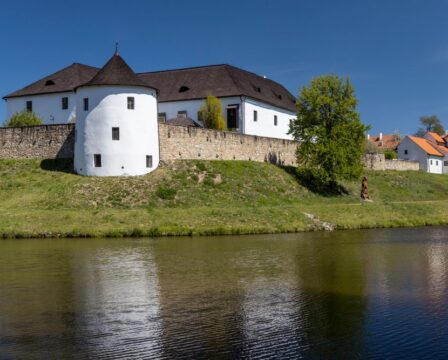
79, 52, 153, 89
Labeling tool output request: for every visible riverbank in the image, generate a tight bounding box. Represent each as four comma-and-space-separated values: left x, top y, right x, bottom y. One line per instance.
1, 158, 448, 238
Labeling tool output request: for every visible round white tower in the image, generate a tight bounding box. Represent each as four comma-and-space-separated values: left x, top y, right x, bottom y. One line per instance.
74, 53, 159, 176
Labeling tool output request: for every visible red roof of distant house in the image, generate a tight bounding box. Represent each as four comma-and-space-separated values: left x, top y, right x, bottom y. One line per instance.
408, 136, 444, 157
368, 133, 401, 149
425, 131, 445, 144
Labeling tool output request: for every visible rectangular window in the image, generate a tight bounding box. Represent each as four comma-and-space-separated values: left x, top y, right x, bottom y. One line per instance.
26, 101, 32, 112
146, 155, 153, 168
274, 115, 278, 126
436, 160, 439, 166
158, 112, 166, 122
254, 110, 258, 122
430, 160, 433, 165
178, 110, 187, 118
94, 154, 102, 167
197, 111, 203, 122
62, 97, 68, 110
112, 127, 120, 140
444, 161, 448, 167
404, 150, 408, 155
127, 97, 135, 110
83, 98, 89, 111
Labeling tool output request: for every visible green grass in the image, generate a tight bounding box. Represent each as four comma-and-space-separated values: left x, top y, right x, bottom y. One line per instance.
0, 158, 448, 238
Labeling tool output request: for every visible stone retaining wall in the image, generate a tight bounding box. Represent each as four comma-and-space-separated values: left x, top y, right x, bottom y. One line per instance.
158, 124, 297, 166
0, 124, 419, 172
0, 124, 74, 159
363, 153, 419, 171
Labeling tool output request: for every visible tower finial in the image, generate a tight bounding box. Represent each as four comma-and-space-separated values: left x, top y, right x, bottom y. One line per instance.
115, 42, 119, 55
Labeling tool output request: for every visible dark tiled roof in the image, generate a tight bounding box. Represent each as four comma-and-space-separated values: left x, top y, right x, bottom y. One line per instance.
138, 64, 297, 112
80, 53, 153, 89
3, 63, 99, 99
165, 116, 200, 127
4, 61, 297, 112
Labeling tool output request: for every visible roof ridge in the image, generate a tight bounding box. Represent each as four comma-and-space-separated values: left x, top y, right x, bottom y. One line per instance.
137, 64, 228, 75
72, 62, 100, 70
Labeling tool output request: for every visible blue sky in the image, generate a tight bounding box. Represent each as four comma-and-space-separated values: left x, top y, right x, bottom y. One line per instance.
1, 0, 447, 135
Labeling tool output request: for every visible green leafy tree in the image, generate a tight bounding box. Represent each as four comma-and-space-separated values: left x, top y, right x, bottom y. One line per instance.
289, 75, 369, 189
416, 115, 444, 136
4, 110, 43, 127
384, 148, 397, 160
199, 95, 226, 130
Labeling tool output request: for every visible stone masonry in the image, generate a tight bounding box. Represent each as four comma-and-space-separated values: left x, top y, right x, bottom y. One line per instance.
158, 124, 297, 166
0, 123, 298, 165
0, 124, 74, 159
0, 123, 419, 171
363, 153, 419, 171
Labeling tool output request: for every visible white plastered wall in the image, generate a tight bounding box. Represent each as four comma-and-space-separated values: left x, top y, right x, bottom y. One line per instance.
74, 85, 159, 176
243, 98, 295, 140
5, 92, 76, 124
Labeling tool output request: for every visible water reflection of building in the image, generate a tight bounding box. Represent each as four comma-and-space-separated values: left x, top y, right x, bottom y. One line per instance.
71, 243, 163, 358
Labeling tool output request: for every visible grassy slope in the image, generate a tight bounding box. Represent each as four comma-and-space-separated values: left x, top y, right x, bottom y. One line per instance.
1, 158, 448, 237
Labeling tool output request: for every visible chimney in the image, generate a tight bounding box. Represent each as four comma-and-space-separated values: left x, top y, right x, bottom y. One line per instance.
379, 132, 383, 141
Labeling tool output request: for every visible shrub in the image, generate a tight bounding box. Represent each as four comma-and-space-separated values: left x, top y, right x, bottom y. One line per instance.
384, 148, 397, 160
156, 186, 176, 200
4, 110, 43, 127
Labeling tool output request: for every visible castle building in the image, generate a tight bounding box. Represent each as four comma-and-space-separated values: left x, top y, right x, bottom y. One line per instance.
3, 53, 297, 176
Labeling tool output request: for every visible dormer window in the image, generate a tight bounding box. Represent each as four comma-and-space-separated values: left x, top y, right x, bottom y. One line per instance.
179, 86, 190, 93
45, 80, 55, 86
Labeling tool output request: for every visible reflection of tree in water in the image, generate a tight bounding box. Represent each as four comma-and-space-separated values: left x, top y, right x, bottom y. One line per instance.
152, 236, 247, 359
292, 231, 368, 358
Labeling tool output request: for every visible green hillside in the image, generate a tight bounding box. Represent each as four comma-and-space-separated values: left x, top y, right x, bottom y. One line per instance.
1, 158, 448, 237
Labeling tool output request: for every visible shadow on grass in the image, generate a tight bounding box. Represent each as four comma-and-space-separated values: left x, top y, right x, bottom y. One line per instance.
40, 158, 74, 174
281, 165, 350, 197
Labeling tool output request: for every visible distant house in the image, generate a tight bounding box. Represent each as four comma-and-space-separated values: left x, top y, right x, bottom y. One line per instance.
424, 131, 446, 146
397, 135, 444, 174
367, 133, 400, 150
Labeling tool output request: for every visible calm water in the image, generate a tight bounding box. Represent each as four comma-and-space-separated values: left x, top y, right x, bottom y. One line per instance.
1, 228, 448, 359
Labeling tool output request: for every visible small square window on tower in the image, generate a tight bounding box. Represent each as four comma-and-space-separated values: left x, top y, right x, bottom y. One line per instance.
146, 155, 153, 168
127, 97, 135, 110
274, 115, 278, 126
94, 154, 102, 167
62, 97, 68, 110
254, 110, 258, 122
26, 101, 32, 112
83, 98, 89, 111
112, 127, 120, 140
